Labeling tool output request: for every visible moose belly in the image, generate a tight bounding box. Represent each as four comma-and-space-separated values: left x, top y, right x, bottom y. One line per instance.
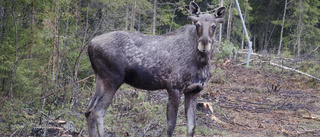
124, 67, 166, 90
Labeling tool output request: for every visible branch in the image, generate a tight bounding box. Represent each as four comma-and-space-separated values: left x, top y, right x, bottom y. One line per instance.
75, 74, 95, 84
270, 61, 320, 81
303, 109, 320, 121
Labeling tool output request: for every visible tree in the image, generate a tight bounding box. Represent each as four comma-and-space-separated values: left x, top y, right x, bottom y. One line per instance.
277, 0, 288, 55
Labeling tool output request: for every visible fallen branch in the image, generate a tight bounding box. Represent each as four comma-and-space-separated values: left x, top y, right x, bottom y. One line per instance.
303, 109, 320, 121
270, 61, 320, 81
280, 126, 320, 136
75, 74, 95, 84
238, 51, 294, 61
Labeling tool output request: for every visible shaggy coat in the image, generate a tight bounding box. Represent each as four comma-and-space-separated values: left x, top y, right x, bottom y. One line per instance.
85, 2, 226, 137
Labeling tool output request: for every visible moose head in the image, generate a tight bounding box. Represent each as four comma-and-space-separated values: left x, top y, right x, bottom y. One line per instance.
188, 1, 226, 53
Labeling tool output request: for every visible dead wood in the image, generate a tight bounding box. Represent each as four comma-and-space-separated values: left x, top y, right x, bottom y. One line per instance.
303, 109, 320, 121
270, 61, 320, 81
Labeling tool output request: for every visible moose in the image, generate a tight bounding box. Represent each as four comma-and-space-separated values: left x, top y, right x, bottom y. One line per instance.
85, 1, 226, 137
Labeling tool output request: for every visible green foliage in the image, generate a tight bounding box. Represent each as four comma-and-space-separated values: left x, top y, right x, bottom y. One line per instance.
215, 40, 238, 60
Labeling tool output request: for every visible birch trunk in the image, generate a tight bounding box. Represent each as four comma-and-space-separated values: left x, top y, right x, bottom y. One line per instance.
296, 0, 302, 57
130, 0, 136, 31
219, 0, 224, 43
153, 0, 157, 35
241, 0, 248, 49
226, 1, 233, 41
277, 0, 287, 56
125, 3, 129, 31
138, 13, 141, 32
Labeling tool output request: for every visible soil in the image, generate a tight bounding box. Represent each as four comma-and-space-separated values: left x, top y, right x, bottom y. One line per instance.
195, 64, 320, 136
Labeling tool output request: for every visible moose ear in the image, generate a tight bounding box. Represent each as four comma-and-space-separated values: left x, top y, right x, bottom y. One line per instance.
189, 1, 200, 16
215, 7, 226, 18
188, 16, 199, 22
215, 18, 225, 23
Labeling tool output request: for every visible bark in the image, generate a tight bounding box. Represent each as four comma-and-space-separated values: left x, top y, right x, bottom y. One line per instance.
218, 0, 223, 43
31, 2, 35, 30
51, 1, 57, 84
125, 3, 129, 31
130, 0, 136, 31
153, 0, 157, 35
226, 1, 233, 41
9, 0, 18, 98
73, 3, 89, 108
1, 4, 5, 45
169, 6, 177, 32
54, 0, 61, 91
264, 21, 269, 52
241, 0, 248, 49
270, 62, 320, 81
138, 13, 141, 32
74, 4, 89, 82
296, 0, 302, 57
277, 0, 287, 55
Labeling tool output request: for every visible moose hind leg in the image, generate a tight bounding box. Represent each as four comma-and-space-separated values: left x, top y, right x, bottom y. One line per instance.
184, 91, 200, 137
166, 89, 180, 137
85, 76, 121, 137
85, 96, 98, 137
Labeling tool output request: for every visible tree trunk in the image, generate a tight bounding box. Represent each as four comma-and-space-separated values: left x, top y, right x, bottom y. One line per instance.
218, 0, 224, 43
153, 0, 157, 35
31, 2, 35, 31
241, 0, 248, 49
264, 21, 269, 52
125, 3, 129, 31
9, 0, 18, 98
169, 6, 177, 32
51, 1, 57, 84
130, 0, 136, 31
0, 9, 5, 45
226, 1, 233, 41
277, 0, 287, 56
296, 0, 302, 57
74, 4, 89, 82
253, 35, 256, 52
138, 13, 141, 32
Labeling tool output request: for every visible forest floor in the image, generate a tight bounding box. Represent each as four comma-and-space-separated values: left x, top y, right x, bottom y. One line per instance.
4, 57, 320, 137
94, 60, 320, 137
192, 64, 320, 137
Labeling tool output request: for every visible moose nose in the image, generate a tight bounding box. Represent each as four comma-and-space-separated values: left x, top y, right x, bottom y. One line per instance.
201, 38, 208, 46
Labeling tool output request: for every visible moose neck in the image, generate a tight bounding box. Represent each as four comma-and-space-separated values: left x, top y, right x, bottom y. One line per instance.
196, 50, 210, 67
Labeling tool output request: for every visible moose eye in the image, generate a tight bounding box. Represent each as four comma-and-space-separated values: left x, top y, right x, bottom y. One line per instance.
211, 25, 216, 30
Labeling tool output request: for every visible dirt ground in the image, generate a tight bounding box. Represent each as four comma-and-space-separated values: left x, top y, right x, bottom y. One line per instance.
26, 62, 320, 137
195, 64, 320, 136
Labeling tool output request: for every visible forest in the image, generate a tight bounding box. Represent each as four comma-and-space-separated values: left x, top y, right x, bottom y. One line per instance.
0, 0, 320, 136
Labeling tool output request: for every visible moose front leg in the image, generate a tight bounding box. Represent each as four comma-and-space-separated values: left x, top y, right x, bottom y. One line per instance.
184, 90, 200, 137
166, 89, 180, 137
183, 83, 204, 94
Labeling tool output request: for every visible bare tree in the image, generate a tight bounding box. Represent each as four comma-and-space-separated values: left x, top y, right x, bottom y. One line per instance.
296, 0, 302, 57
9, 0, 18, 98
153, 0, 157, 35
277, 0, 288, 56
219, 0, 224, 43
241, 0, 248, 49
131, 0, 136, 31
125, 3, 129, 31
226, 1, 233, 41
